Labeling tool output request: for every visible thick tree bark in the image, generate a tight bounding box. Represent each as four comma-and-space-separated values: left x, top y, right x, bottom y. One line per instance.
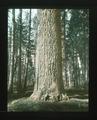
30, 9, 64, 101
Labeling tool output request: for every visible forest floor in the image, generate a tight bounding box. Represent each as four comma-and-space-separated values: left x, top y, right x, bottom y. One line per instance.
8, 88, 89, 112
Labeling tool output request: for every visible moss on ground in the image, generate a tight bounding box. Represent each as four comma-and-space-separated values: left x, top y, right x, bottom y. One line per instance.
8, 97, 88, 112
8, 89, 88, 112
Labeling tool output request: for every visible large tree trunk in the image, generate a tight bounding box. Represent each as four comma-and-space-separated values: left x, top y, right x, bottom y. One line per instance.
30, 9, 64, 101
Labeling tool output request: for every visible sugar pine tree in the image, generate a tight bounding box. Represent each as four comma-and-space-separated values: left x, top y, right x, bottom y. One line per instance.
30, 9, 65, 101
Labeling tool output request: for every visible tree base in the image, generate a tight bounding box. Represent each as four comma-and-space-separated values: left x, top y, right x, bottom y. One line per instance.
30, 90, 69, 102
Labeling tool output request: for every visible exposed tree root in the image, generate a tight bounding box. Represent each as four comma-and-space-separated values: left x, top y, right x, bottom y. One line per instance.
30, 91, 70, 102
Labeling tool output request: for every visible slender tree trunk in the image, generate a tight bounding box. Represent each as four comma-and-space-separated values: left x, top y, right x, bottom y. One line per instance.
61, 10, 66, 88
23, 61, 28, 91
23, 9, 32, 92
31, 9, 64, 101
75, 50, 79, 88
8, 9, 15, 94
8, 27, 12, 89
17, 9, 22, 94
72, 48, 75, 87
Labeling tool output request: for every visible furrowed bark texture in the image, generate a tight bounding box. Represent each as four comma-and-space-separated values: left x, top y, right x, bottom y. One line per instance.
31, 9, 64, 101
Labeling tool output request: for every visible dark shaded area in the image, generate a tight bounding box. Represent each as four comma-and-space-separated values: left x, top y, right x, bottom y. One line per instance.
8, 85, 34, 103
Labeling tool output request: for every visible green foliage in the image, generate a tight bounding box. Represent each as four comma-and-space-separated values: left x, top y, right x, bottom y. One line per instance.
61, 9, 89, 88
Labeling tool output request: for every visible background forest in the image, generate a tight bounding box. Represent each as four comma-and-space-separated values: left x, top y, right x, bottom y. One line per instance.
8, 9, 89, 112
